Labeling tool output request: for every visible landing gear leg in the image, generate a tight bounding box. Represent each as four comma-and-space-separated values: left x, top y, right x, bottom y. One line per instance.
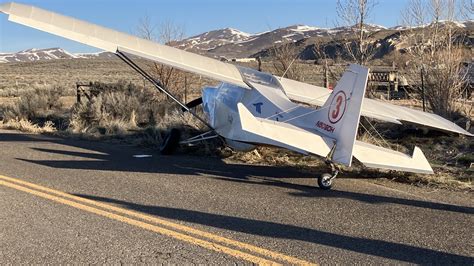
318, 161, 339, 190
318, 143, 339, 190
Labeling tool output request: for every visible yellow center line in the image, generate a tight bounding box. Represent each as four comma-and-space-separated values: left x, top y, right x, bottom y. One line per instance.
0, 179, 278, 265
0, 175, 317, 265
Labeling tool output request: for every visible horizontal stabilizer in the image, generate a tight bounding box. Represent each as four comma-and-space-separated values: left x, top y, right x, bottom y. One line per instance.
238, 102, 434, 174
353, 141, 433, 174
237, 103, 332, 157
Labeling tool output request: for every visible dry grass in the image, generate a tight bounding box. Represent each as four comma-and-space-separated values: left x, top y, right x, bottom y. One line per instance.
227, 146, 325, 169
392, 171, 472, 190
0, 119, 56, 134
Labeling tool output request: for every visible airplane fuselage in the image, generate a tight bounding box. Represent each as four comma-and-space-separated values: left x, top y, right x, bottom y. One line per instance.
201, 78, 320, 151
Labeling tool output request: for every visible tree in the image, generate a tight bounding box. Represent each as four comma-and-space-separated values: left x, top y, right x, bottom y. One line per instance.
311, 41, 339, 88
136, 16, 187, 100
401, 0, 470, 119
269, 42, 303, 81
336, 0, 378, 65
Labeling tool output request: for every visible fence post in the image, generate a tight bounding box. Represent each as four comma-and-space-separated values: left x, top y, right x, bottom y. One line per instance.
76, 84, 81, 103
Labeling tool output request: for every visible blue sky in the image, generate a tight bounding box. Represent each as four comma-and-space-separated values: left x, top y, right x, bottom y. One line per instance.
0, 0, 411, 53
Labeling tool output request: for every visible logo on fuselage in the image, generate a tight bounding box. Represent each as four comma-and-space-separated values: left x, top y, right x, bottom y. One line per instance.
253, 102, 263, 114
328, 91, 347, 124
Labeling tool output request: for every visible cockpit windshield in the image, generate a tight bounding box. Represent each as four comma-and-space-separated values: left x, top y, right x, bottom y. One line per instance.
236, 66, 284, 91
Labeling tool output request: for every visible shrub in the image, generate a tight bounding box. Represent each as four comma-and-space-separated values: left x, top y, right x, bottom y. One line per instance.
68, 81, 180, 135
0, 86, 65, 121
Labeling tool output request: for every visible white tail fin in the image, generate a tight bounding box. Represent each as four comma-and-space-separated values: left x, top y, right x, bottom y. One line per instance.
314, 64, 369, 166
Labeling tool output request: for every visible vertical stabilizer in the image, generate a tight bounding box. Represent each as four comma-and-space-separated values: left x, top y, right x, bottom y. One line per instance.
315, 64, 369, 166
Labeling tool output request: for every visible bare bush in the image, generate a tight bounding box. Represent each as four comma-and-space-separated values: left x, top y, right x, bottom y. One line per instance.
401, 0, 470, 119
0, 86, 65, 121
269, 42, 303, 81
311, 41, 341, 87
68, 81, 171, 134
136, 17, 188, 100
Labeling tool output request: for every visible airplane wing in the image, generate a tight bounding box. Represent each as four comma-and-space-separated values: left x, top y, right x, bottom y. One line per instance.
237, 103, 433, 174
279, 76, 473, 136
0, 2, 248, 88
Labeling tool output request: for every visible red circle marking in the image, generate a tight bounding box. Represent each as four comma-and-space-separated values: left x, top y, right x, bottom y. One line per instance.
328, 91, 347, 124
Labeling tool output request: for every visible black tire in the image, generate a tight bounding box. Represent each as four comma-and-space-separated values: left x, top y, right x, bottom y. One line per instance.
317, 173, 333, 190
159, 128, 181, 155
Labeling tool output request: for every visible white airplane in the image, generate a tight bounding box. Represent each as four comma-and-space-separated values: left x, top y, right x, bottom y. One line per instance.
1, 2, 471, 189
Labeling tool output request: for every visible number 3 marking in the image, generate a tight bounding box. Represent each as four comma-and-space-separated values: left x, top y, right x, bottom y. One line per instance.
328, 91, 346, 124
331, 95, 343, 119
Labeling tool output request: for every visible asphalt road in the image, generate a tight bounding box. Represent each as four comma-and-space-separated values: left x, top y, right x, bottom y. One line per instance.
0, 129, 472, 264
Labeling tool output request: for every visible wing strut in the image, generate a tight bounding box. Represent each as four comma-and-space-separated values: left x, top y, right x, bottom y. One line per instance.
115, 50, 214, 130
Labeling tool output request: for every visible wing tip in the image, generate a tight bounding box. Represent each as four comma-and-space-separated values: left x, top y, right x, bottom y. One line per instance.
449, 124, 473, 137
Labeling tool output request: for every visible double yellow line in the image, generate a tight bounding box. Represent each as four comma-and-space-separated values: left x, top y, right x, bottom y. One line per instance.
0, 175, 316, 265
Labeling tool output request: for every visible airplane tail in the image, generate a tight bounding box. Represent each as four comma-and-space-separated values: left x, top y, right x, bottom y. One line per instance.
314, 64, 369, 166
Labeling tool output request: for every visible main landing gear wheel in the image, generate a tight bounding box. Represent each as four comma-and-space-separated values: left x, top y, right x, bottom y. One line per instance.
317, 160, 339, 190
318, 173, 333, 190
159, 128, 181, 155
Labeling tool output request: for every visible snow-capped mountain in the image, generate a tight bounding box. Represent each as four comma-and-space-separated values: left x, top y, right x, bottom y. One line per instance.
172, 24, 388, 58
174, 28, 251, 51
0, 48, 80, 63
0, 48, 116, 63
287, 20, 473, 61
